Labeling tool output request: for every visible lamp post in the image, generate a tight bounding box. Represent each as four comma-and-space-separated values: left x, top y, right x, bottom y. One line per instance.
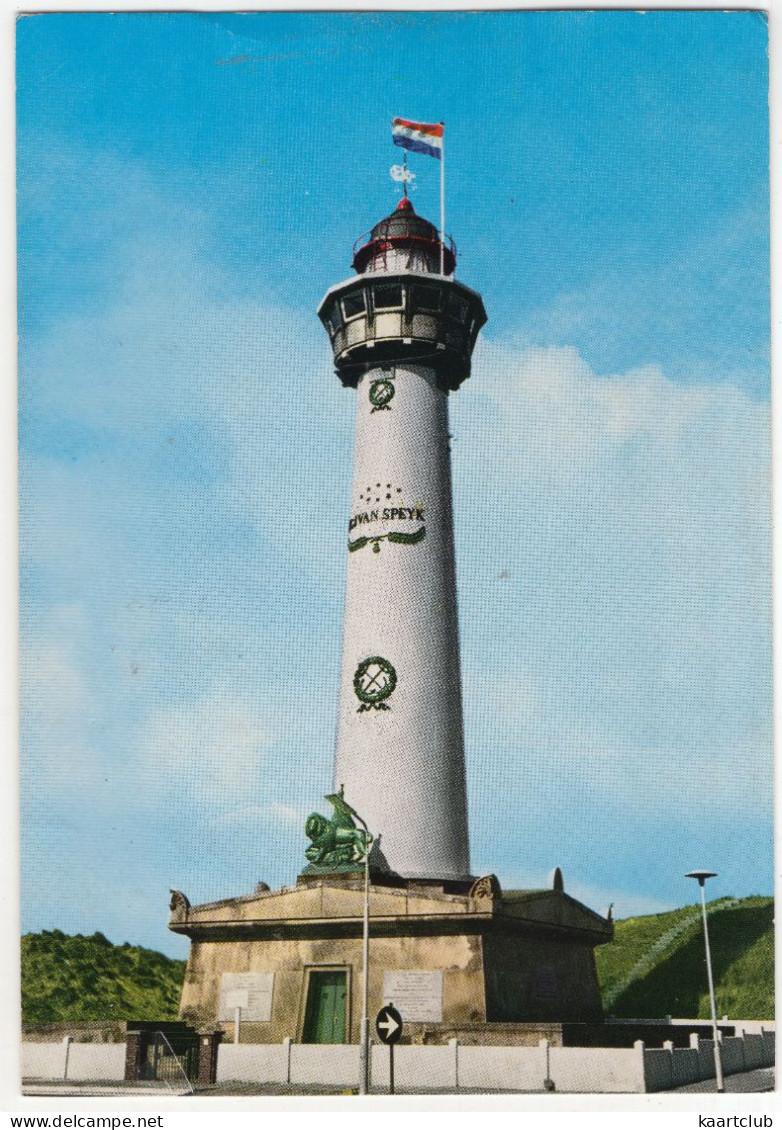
323, 788, 373, 1093
351, 806, 373, 1096
685, 870, 724, 1093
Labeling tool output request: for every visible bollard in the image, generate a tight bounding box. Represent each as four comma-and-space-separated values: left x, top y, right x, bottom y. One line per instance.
634, 1039, 646, 1091
540, 1038, 554, 1091
662, 1040, 675, 1091
283, 1036, 293, 1085
449, 1038, 459, 1091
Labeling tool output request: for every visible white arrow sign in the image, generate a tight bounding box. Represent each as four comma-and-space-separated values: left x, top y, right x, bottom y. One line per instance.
375, 1004, 403, 1044
377, 1013, 399, 1038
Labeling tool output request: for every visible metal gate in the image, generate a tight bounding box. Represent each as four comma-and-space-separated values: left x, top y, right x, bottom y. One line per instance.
147, 1029, 198, 1087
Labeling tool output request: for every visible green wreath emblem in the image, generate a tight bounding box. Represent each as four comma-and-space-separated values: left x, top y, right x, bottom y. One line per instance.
353, 656, 397, 712
369, 378, 395, 412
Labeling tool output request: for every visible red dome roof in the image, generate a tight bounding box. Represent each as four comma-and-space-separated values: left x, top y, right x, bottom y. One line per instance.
352, 198, 456, 275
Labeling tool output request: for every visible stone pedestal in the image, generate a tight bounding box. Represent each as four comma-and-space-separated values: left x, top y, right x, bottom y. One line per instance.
170, 875, 612, 1043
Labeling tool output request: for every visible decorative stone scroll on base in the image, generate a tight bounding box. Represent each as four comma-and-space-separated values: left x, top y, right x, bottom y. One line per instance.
169, 889, 191, 924
469, 874, 502, 904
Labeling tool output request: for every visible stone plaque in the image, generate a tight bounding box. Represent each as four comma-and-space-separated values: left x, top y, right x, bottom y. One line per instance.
224, 989, 249, 1010
382, 970, 443, 1023
218, 972, 274, 1021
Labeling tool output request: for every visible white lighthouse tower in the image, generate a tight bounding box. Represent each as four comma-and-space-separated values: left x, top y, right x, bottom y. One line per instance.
318, 197, 487, 880
172, 193, 612, 1049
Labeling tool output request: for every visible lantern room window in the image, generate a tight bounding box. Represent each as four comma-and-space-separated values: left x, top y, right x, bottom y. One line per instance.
447, 292, 469, 323
341, 290, 367, 320
411, 285, 442, 313
373, 283, 404, 312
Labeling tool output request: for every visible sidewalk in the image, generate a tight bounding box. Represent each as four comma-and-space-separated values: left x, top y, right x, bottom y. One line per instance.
23, 1083, 192, 1097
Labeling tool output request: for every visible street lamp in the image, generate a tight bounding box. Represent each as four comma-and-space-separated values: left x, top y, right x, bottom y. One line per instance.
325, 787, 373, 1094
350, 805, 373, 1096
685, 870, 724, 1093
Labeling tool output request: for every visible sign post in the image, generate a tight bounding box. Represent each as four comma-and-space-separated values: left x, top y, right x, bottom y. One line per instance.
375, 1003, 403, 1095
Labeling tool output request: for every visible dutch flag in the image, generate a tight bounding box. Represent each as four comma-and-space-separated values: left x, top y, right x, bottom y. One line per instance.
391, 117, 443, 160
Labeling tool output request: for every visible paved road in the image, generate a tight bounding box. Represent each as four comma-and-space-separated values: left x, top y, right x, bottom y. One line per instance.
668, 1067, 775, 1093
23, 1067, 775, 1098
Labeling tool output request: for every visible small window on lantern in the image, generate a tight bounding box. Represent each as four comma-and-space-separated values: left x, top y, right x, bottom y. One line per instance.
373, 283, 404, 311
447, 292, 469, 323
342, 290, 367, 320
411, 285, 442, 313
325, 308, 342, 335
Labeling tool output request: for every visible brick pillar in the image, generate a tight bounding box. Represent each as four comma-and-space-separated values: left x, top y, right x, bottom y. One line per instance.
197, 1030, 223, 1087
124, 1031, 146, 1082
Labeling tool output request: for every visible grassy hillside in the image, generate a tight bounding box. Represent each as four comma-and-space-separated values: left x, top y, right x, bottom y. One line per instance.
596, 896, 774, 1020
22, 930, 186, 1025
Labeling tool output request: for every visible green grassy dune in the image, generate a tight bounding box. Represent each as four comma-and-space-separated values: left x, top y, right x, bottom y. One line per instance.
596, 895, 774, 1020
21, 930, 185, 1025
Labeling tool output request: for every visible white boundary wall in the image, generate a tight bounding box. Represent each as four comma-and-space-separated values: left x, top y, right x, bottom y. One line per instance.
642, 1031, 776, 1093
219, 1032, 776, 1092
22, 1039, 125, 1082
23, 1028, 775, 1092
289, 1044, 359, 1087
456, 1045, 546, 1092
216, 1042, 290, 1084
22, 1040, 69, 1081
67, 1044, 126, 1081
370, 1044, 454, 1090
549, 1045, 644, 1093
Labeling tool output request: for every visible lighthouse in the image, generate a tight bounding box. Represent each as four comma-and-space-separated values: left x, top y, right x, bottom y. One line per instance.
170, 186, 612, 1054
318, 197, 487, 880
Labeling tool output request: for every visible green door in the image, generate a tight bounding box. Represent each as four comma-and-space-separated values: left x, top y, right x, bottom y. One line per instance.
302, 970, 348, 1044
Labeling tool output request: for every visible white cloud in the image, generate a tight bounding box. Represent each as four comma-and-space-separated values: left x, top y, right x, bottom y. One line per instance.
20, 604, 103, 797
139, 685, 278, 806
22, 613, 91, 719
211, 801, 305, 830
267, 801, 306, 827
454, 341, 771, 885
512, 194, 769, 395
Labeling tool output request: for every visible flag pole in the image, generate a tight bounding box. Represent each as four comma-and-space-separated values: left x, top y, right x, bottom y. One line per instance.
439, 121, 445, 276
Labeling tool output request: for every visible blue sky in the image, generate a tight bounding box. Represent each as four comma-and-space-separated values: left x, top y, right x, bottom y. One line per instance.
17, 10, 770, 958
